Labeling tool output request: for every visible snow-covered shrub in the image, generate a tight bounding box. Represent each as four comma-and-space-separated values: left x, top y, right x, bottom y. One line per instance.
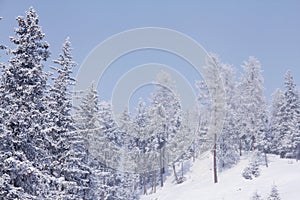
242, 151, 261, 179
242, 166, 253, 180
268, 184, 281, 200
251, 191, 263, 200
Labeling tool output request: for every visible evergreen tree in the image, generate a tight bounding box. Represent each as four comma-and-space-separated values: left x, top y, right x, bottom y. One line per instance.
251, 191, 263, 200
46, 37, 92, 199
151, 71, 182, 186
242, 151, 261, 180
195, 80, 211, 154
269, 89, 285, 154
211, 55, 240, 170
268, 184, 281, 200
0, 7, 51, 198
238, 57, 268, 152
278, 71, 300, 157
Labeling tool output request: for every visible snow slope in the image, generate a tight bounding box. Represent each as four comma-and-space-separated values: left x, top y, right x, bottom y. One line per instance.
142, 152, 300, 200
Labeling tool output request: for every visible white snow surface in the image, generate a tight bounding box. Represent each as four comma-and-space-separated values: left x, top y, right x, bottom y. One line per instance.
142, 152, 300, 200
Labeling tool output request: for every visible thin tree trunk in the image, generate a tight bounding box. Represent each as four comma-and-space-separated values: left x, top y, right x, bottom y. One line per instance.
181, 162, 184, 178
162, 147, 166, 174
239, 139, 242, 156
143, 172, 147, 195
213, 133, 218, 183
151, 171, 154, 193
264, 152, 268, 167
172, 164, 178, 183
192, 142, 196, 162
101, 192, 105, 200
153, 170, 157, 193
160, 148, 164, 187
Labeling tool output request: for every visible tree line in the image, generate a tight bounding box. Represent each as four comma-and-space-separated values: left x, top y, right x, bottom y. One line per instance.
0, 7, 299, 200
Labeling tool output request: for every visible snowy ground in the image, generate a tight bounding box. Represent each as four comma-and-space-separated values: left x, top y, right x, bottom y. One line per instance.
142, 152, 300, 200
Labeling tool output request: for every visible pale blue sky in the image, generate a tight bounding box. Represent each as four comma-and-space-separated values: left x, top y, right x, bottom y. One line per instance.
0, 1, 299, 108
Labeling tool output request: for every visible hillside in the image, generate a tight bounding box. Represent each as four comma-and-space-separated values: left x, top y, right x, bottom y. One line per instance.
142, 152, 300, 200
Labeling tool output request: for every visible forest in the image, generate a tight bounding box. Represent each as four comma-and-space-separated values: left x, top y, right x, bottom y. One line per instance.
0, 7, 299, 200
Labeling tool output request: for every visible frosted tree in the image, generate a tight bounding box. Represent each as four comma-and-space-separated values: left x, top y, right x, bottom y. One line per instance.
200, 55, 226, 183
98, 101, 119, 143
119, 108, 133, 138
0, 7, 52, 198
195, 80, 211, 154
242, 151, 261, 180
95, 101, 138, 199
74, 84, 106, 199
45, 37, 76, 171
75, 84, 139, 199
269, 89, 285, 154
75, 83, 101, 131
169, 110, 195, 184
210, 55, 240, 170
268, 184, 281, 200
132, 99, 151, 194
251, 191, 263, 200
46, 37, 93, 199
147, 103, 164, 179
238, 57, 268, 152
277, 71, 300, 157
76, 89, 106, 199
151, 71, 182, 186
285, 71, 300, 156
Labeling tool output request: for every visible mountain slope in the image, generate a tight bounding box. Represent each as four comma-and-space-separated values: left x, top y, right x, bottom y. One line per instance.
142, 152, 300, 200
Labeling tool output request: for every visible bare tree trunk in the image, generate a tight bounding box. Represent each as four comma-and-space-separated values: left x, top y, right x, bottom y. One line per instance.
296, 144, 300, 162
143, 172, 147, 195
181, 162, 184, 178
101, 192, 105, 200
153, 170, 157, 193
151, 171, 154, 193
213, 133, 218, 183
192, 143, 196, 162
159, 148, 164, 187
239, 139, 242, 156
264, 152, 268, 167
172, 164, 179, 183
162, 147, 166, 174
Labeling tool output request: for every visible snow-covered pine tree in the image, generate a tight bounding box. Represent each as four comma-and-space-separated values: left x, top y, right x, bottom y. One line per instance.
251, 191, 263, 200
201, 55, 226, 183
268, 184, 281, 200
238, 57, 268, 152
116, 109, 141, 198
194, 80, 211, 154
0, 7, 52, 198
147, 103, 166, 191
132, 99, 151, 194
242, 151, 261, 180
269, 89, 285, 154
285, 71, 300, 156
46, 37, 92, 199
95, 100, 138, 199
74, 83, 99, 132
210, 55, 240, 170
151, 71, 182, 186
74, 84, 119, 199
169, 110, 194, 184
278, 71, 300, 157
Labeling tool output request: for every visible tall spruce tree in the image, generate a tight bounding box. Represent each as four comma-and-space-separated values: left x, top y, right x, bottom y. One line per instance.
151, 71, 182, 186
0, 7, 51, 198
43, 37, 93, 199
238, 57, 268, 152
269, 89, 285, 154
277, 71, 300, 157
